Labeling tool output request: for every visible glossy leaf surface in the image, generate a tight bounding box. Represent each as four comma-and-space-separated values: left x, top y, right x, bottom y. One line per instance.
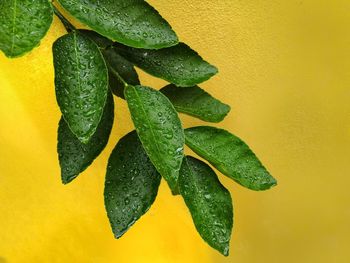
179, 156, 233, 256
0, 0, 53, 57
80, 30, 140, 98
116, 43, 218, 87
103, 47, 140, 99
185, 126, 277, 191
57, 0, 178, 49
105, 131, 161, 238
124, 85, 184, 192
53, 31, 108, 143
161, 84, 230, 122
79, 29, 113, 49
58, 93, 114, 184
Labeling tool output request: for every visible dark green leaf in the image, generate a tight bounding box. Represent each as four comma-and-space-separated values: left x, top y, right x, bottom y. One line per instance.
185, 126, 277, 191
105, 131, 161, 238
79, 30, 140, 99
161, 84, 230, 122
179, 156, 233, 256
53, 31, 108, 143
0, 0, 53, 58
58, 93, 114, 184
115, 42, 218, 87
57, 0, 178, 49
79, 29, 113, 49
124, 85, 184, 192
103, 47, 140, 99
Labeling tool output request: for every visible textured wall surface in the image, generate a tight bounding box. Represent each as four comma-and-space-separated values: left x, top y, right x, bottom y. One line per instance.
1, 1, 350, 262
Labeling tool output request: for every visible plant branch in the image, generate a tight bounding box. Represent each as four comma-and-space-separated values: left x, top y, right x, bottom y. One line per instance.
53, 5, 76, 33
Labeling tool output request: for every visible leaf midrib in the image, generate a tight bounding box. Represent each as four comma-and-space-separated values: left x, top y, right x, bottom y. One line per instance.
130, 86, 166, 178
73, 32, 82, 115
186, 131, 257, 185
174, 105, 223, 122
60, 0, 128, 33
186, 135, 230, 176
10, 0, 17, 54
184, 158, 227, 247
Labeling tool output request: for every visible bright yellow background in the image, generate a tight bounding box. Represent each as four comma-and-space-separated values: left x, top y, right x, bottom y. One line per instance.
1, 0, 350, 262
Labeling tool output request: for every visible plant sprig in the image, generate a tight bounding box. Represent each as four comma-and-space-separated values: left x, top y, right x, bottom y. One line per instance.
0, 0, 277, 256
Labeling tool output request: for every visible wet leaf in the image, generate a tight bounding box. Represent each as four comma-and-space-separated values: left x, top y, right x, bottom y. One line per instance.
0, 0, 53, 57
57, 0, 178, 49
161, 84, 230, 122
115, 42, 218, 87
58, 93, 114, 184
103, 47, 140, 99
80, 30, 140, 99
179, 156, 233, 256
79, 29, 113, 49
53, 31, 108, 143
105, 131, 161, 238
185, 126, 277, 191
124, 85, 184, 192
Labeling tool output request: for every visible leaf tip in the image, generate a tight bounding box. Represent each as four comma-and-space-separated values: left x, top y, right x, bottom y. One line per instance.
114, 232, 123, 239
214, 241, 230, 256
270, 177, 278, 188
113, 227, 129, 240
61, 174, 76, 185
61, 179, 70, 185
212, 65, 219, 74
170, 186, 180, 196
260, 175, 278, 190
224, 104, 232, 114
221, 245, 230, 257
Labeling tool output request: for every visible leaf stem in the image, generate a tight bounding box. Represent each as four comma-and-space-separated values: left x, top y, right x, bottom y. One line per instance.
106, 61, 128, 87
53, 5, 76, 33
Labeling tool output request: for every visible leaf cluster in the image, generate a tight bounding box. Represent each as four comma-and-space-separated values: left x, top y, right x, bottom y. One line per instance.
0, 0, 277, 256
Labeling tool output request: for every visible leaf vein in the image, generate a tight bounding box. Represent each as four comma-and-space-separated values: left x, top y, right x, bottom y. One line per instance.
73, 32, 82, 110
130, 86, 164, 174
10, 0, 17, 55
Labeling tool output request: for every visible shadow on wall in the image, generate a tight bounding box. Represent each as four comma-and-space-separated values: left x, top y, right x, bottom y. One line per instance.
0, 257, 6, 263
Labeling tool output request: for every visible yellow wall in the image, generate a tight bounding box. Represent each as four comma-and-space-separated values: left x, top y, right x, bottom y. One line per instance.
1, 1, 349, 262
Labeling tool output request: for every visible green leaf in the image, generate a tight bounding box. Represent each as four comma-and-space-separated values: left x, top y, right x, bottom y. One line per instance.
80, 30, 140, 98
79, 29, 113, 49
185, 126, 277, 191
124, 85, 184, 192
179, 156, 233, 256
53, 31, 108, 143
57, 0, 178, 49
103, 47, 140, 99
58, 93, 114, 184
0, 0, 53, 58
161, 84, 231, 122
115, 42, 218, 87
105, 131, 161, 238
